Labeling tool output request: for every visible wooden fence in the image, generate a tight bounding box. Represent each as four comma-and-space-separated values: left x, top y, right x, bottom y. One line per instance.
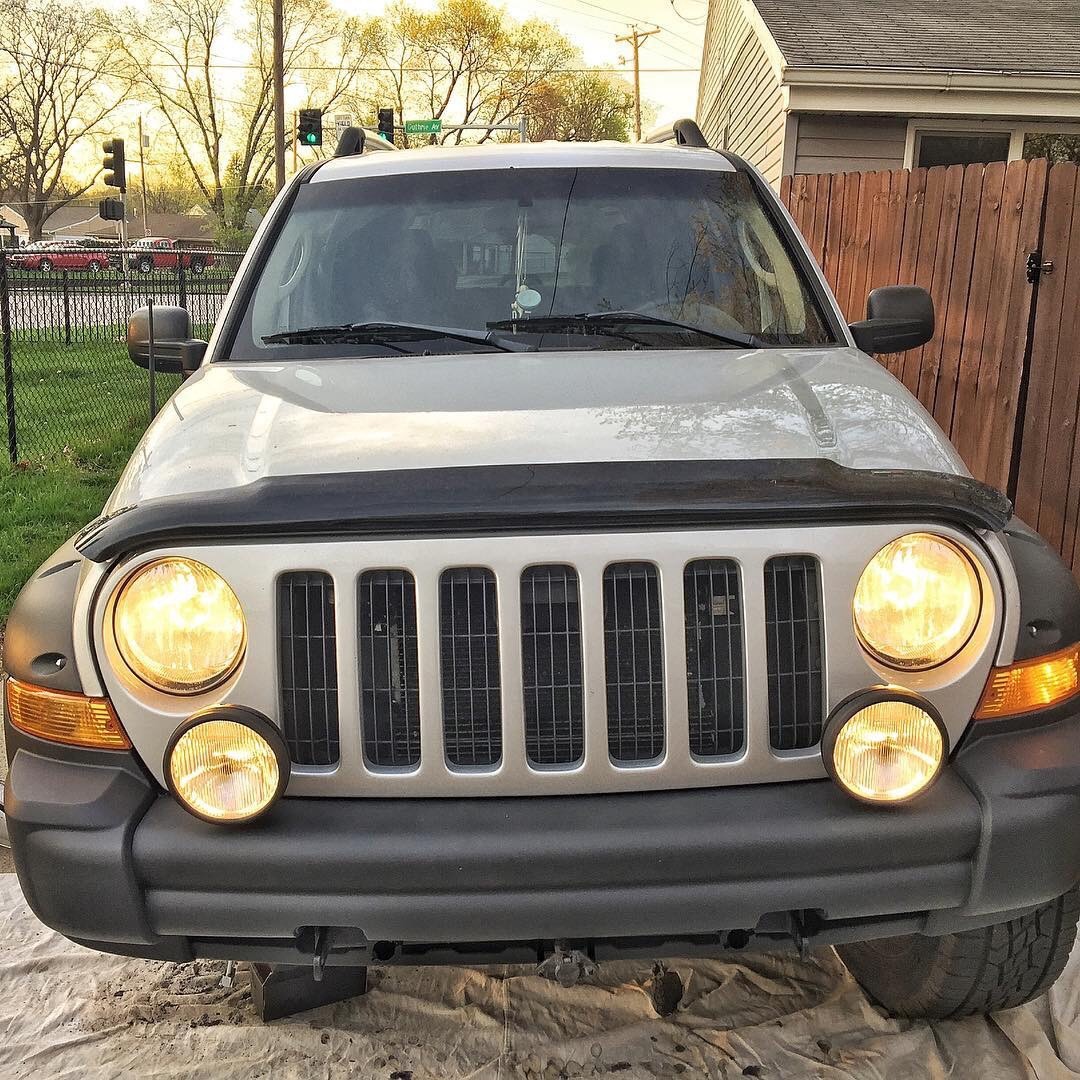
781, 159, 1080, 576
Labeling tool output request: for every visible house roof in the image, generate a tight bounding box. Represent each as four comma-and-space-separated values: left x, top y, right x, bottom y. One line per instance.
751, 0, 1080, 74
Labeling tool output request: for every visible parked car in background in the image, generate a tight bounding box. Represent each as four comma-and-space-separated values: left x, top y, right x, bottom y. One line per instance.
123, 237, 215, 274
11, 239, 110, 273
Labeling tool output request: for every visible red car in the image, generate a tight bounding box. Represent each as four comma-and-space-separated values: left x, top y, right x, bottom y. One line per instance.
12, 240, 110, 272
129, 237, 214, 274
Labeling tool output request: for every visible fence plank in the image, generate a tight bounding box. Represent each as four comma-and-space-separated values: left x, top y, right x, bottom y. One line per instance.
951, 162, 1008, 478
932, 165, 985, 440
916, 165, 965, 418
888, 168, 928, 381
1015, 163, 1078, 531
1034, 165, 1080, 556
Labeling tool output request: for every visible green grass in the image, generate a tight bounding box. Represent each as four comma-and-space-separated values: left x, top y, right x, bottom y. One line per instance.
0, 442, 133, 620
1, 339, 170, 620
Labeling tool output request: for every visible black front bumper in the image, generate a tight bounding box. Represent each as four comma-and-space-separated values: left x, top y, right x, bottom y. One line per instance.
7, 710, 1080, 967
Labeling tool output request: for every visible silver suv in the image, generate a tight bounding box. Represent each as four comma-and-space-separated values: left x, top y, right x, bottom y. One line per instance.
6, 122, 1080, 1021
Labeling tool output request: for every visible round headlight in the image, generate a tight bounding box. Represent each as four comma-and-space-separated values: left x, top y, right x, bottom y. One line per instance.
166, 709, 287, 823
853, 533, 981, 670
824, 691, 946, 804
113, 557, 246, 694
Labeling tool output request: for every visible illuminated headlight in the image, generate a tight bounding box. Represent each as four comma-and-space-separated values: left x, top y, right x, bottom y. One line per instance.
823, 690, 947, 804
166, 708, 287, 823
113, 557, 246, 693
853, 533, 981, 670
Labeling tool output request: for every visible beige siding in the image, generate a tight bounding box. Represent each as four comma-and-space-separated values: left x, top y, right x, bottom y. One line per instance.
696, 0, 785, 187
793, 114, 908, 175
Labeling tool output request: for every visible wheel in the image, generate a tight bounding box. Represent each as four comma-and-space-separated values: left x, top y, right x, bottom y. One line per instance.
39, 257, 52, 272
190, 258, 206, 274
837, 887, 1080, 1019
138, 256, 153, 273
87, 259, 102, 272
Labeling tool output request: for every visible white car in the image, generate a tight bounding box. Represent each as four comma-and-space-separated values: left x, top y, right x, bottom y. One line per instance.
6, 122, 1080, 1021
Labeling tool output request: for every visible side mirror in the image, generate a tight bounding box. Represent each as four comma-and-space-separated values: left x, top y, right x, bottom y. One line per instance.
127, 305, 208, 375
849, 285, 934, 354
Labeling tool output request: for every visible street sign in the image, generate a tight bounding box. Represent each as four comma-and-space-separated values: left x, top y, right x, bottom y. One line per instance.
333, 113, 353, 135
404, 119, 442, 135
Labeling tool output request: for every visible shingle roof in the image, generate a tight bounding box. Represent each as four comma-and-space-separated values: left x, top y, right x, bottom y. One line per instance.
752, 0, 1080, 74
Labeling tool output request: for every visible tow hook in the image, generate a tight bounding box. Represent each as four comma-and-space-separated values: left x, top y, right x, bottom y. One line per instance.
537, 942, 597, 987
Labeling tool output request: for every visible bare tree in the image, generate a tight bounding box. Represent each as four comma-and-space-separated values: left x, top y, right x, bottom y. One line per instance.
118, 0, 374, 229
0, 0, 131, 239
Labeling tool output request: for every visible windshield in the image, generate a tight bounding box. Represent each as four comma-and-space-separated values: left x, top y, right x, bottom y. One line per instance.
231, 166, 837, 359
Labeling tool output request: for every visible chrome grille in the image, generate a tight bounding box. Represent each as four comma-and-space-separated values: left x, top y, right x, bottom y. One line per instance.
603, 562, 665, 763
684, 560, 745, 757
439, 567, 502, 767
521, 565, 584, 766
764, 556, 825, 750
102, 523, 1005, 798
277, 571, 339, 766
358, 570, 420, 768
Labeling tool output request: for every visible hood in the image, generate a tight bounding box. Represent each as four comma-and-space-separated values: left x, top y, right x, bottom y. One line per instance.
107, 347, 966, 510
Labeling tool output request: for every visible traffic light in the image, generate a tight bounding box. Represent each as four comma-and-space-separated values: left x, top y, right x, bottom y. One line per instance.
298, 109, 323, 147
377, 107, 394, 144
102, 138, 126, 191
98, 197, 124, 222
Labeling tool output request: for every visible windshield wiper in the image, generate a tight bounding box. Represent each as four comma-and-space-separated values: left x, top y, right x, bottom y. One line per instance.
263, 321, 511, 352
487, 311, 762, 349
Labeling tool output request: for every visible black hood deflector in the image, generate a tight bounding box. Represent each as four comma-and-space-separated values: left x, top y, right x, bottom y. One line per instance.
76, 459, 1012, 562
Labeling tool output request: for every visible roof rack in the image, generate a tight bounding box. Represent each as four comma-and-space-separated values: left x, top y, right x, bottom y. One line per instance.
671, 119, 710, 148
335, 127, 365, 157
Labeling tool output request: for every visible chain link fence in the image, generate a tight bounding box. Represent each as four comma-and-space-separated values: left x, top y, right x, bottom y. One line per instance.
0, 247, 245, 463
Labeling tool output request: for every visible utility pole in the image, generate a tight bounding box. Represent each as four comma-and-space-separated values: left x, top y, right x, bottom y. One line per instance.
138, 116, 150, 237
615, 24, 660, 141
272, 0, 285, 192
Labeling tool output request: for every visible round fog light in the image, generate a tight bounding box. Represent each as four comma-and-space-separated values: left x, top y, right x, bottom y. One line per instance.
166, 708, 288, 824
823, 690, 947, 805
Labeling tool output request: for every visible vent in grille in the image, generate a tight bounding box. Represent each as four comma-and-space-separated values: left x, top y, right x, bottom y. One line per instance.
439, 567, 502, 767
765, 556, 825, 750
359, 570, 420, 768
603, 562, 664, 762
521, 565, 584, 766
278, 571, 339, 766
684, 560, 745, 757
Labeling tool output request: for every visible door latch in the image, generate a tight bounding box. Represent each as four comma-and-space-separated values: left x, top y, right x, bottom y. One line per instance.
1027, 251, 1055, 283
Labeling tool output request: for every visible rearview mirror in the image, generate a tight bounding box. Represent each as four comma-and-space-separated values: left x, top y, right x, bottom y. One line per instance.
849, 286, 934, 354
127, 305, 207, 375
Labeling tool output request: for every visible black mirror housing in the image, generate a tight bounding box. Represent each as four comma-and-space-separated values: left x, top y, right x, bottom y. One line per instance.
849, 285, 935, 354
127, 305, 208, 374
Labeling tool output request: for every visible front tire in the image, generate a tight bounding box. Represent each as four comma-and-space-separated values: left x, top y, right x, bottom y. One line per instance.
838, 887, 1080, 1019
137, 256, 153, 273
39, 257, 52, 272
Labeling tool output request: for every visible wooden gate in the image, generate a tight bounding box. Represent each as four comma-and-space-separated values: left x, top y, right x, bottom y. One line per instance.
781, 159, 1080, 577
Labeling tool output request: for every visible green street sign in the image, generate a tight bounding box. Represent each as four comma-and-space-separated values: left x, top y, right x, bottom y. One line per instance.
404, 119, 442, 135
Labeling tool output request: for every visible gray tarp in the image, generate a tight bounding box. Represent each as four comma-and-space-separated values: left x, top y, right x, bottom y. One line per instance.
0, 875, 1078, 1079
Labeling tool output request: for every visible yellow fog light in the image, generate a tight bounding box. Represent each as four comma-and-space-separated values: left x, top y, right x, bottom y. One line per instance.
113, 557, 246, 694
166, 709, 288, 824
854, 533, 982, 670
823, 690, 947, 805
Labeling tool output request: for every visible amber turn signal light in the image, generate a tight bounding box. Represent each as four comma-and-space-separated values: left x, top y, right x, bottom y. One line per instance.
974, 643, 1080, 720
4, 678, 130, 749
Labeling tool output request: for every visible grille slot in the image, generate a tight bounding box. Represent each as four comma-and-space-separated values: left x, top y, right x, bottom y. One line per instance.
684, 560, 745, 757
603, 562, 664, 762
358, 570, 420, 768
439, 567, 502, 767
521, 565, 584, 766
765, 556, 825, 750
278, 571, 339, 766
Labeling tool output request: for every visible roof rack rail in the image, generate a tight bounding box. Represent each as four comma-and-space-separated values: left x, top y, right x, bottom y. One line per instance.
335, 126, 365, 157
671, 119, 709, 148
